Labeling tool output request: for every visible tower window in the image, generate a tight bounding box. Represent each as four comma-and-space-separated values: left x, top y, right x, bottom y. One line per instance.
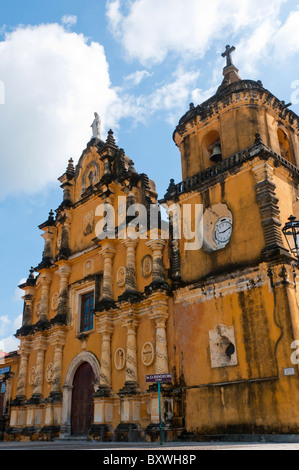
277, 128, 292, 164
203, 130, 222, 163
80, 292, 94, 332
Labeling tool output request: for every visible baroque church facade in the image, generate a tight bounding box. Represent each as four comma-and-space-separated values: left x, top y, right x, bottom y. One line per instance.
1, 47, 299, 441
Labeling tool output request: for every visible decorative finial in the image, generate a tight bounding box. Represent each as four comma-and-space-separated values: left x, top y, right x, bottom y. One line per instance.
48, 209, 55, 222
66, 157, 75, 175
106, 129, 116, 146
28, 266, 35, 279
221, 45, 236, 67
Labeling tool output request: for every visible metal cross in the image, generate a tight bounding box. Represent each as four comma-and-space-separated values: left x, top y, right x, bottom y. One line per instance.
221, 45, 236, 67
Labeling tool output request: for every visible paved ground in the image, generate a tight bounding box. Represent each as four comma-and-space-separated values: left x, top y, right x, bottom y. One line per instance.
1, 439, 299, 450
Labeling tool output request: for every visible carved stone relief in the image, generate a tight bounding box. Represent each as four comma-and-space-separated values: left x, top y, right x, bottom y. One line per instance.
141, 255, 153, 278
141, 342, 155, 366
83, 210, 95, 236
35, 300, 41, 318
29, 366, 35, 385
46, 363, 53, 383
51, 293, 59, 311
116, 266, 126, 287
83, 259, 94, 278
114, 348, 126, 371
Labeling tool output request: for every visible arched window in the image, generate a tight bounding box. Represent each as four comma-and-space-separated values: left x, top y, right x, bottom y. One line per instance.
277, 128, 293, 163
203, 130, 222, 163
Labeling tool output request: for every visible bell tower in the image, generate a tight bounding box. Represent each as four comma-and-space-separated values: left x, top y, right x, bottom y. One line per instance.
162, 46, 299, 283
173, 45, 298, 182
159, 47, 299, 438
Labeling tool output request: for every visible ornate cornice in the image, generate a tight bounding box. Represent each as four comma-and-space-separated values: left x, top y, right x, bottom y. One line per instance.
174, 80, 299, 145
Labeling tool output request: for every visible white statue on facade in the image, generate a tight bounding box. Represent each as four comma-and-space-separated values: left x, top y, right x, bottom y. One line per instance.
91, 112, 101, 140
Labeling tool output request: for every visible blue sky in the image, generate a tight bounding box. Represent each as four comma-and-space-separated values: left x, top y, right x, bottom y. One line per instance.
0, 0, 299, 352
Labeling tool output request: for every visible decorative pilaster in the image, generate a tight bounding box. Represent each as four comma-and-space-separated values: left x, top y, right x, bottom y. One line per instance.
150, 294, 170, 375
49, 330, 66, 400
31, 337, 47, 402
96, 242, 116, 313
22, 294, 34, 328
95, 316, 114, 395
124, 239, 138, 292
125, 319, 139, 386
119, 307, 140, 394
57, 211, 72, 260
37, 211, 56, 270
252, 159, 290, 258
15, 340, 31, 402
146, 238, 168, 290
119, 240, 139, 300
53, 262, 71, 325
38, 271, 53, 325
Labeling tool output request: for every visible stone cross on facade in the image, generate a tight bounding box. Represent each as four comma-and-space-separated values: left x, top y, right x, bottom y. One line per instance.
221, 45, 236, 67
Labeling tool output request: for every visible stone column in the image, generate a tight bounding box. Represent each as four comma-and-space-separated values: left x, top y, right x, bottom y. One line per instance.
38, 271, 52, 323
124, 316, 139, 387
41, 229, 55, 266
56, 262, 71, 322
49, 330, 66, 400
146, 239, 166, 285
150, 295, 169, 375
122, 240, 138, 293
155, 317, 169, 375
32, 337, 47, 400
22, 293, 34, 328
57, 211, 72, 260
15, 340, 31, 400
98, 318, 114, 389
99, 242, 116, 301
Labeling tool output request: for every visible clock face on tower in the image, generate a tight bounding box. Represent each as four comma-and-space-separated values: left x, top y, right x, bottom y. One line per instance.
202, 204, 233, 253
214, 218, 233, 244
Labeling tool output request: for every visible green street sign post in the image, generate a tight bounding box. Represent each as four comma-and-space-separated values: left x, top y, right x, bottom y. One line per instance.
145, 373, 173, 445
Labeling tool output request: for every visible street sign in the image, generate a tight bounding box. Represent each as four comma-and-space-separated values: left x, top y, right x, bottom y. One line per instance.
145, 373, 173, 384
0, 366, 10, 375
145, 373, 173, 446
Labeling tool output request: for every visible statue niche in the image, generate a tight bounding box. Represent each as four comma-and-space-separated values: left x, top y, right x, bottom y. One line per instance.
81, 161, 100, 195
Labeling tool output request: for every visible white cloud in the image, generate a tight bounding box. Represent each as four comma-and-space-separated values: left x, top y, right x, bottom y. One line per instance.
61, 15, 78, 27
106, 0, 293, 68
124, 70, 153, 86
0, 336, 19, 358
14, 278, 26, 301
0, 22, 119, 201
13, 314, 22, 332
114, 67, 200, 126
0, 315, 10, 334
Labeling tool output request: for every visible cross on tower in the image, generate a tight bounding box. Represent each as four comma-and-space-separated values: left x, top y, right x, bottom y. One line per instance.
221, 45, 236, 67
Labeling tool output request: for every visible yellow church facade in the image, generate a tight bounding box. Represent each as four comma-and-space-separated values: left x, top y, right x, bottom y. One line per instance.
1, 47, 299, 441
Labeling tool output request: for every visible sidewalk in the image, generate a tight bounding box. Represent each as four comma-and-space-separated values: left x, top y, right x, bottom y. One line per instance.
1, 439, 299, 450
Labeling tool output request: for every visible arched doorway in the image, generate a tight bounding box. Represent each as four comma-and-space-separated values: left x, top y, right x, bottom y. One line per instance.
60, 351, 101, 438
71, 362, 95, 436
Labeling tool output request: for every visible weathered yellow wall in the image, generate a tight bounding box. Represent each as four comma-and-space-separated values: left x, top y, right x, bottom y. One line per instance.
171, 279, 299, 434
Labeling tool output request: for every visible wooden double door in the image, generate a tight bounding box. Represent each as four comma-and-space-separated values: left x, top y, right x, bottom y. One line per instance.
71, 362, 95, 436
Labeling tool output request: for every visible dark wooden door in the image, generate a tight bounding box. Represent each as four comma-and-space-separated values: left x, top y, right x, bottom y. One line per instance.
71, 362, 95, 436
